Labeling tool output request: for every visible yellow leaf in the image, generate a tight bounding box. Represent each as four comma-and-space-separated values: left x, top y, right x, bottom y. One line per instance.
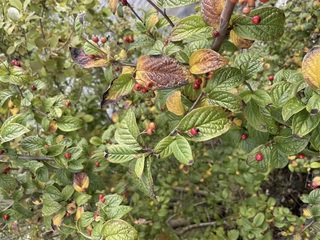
201, 0, 225, 28
189, 49, 228, 74
302, 46, 320, 89
122, 66, 135, 75
70, 47, 109, 68
52, 211, 65, 230
166, 91, 185, 116
230, 30, 253, 49
108, 0, 118, 14
136, 55, 193, 89
146, 13, 159, 31
73, 172, 89, 193
8, 100, 19, 115
49, 120, 58, 133
76, 206, 84, 221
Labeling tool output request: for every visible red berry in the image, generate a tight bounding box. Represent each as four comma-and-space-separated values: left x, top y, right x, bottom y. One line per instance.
0, 150, 4, 155
124, 36, 130, 43
114, 67, 120, 72
128, 36, 134, 43
146, 128, 154, 135
99, 194, 104, 200
148, 122, 156, 130
92, 36, 99, 43
141, 87, 148, 93
164, 39, 169, 45
88, 230, 92, 236
88, 54, 95, 59
11, 59, 20, 67
65, 100, 71, 107
260, 0, 268, 2
298, 153, 305, 159
95, 162, 100, 167
134, 83, 142, 91
193, 83, 200, 90
268, 75, 274, 81
242, 6, 251, 14
145, 80, 154, 89
64, 152, 72, 159
65, 212, 70, 217
101, 198, 106, 203
101, 37, 107, 43
161, 106, 166, 111
3, 214, 9, 221
241, 134, 248, 140
212, 30, 220, 37
255, 152, 263, 161
252, 15, 261, 25
190, 127, 199, 136
121, 0, 128, 5
195, 78, 202, 85
31, 85, 37, 91
4, 166, 11, 173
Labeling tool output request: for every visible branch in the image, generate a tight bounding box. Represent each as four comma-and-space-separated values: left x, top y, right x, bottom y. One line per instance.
211, 0, 236, 51
0, 154, 54, 161
146, 0, 175, 27
177, 221, 216, 236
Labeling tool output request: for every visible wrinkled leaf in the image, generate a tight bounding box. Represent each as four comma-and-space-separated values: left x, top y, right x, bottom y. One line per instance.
189, 49, 228, 74
172, 134, 194, 165
101, 219, 138, 240
73, 172, 89, 193
302, 46, 320, 89
166, 91, 185, 116
201, 0, 225, 28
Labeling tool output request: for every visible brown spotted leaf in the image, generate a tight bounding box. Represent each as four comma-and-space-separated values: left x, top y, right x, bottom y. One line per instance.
302, 46, 320, 89
166, 91, 185, 116
201, 0, 225, 28
70, 47, 109, 68
189, 49, 228, 74
135, 55, 193, 90
73, 172, 89, 193
230, 30, 253, 49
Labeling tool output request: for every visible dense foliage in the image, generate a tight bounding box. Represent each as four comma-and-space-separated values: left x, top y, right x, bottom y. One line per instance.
1, 0, 320, 239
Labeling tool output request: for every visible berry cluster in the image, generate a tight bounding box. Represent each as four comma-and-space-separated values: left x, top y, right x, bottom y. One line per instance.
230, 0, 268, 14
92, 35, 108, 44
123, 36, 134, 43
11, 58, 21, 67
193, 78, 203, 90
145, 122, 156, 136
134, 81, 153, 94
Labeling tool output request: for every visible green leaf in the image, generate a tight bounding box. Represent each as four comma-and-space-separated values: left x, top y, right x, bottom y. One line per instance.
274, 135, 309, 155
270, 82, 294, 108
9, 0, 22, 10
101, 74, 134, 106
12, 202, 33, 218
282, 97, 305, 121
0, 123, 29, 143
228, 230, 240, 240
134, 155, 145, 179
79, 212, 94, 228
252, 212, 265, 227
0, 174, 18, 190
43, 144, 65, 157
0, 89, 14, 107
115, 108, 142, 150
270, 146, 288, 169
75, 193, 92, 205
21, 136, 46, 151
307, 93, 320, 114
205, 67, 244, 91
311, 125, 320, 151
101, 219, 138, 240
61, 185, 75, 201
83, 40, 101, 55
244, 101, 268, 132
170, 15, 212, 42
172, 135, 193, 165
44, 185, 63, 201
292, 110, 320, 137
251, 90, 272, 107
308, 189, 320, 205
42, 198, 62, 216
74, 12, 85, 36
36, 167, 49, 182
156, 0, 198, 8
106, 145, 137, 163
103, 206, 132, 219
57, 116, 84, 132
207, 90, 242, 111
177, 106, 231, 142
105, 194, 123, 207
22, 160, 44, 172
234, 51, 263, 77
233, 7, 285, 41
154, 136, 175, 158
129, 157, 156, 199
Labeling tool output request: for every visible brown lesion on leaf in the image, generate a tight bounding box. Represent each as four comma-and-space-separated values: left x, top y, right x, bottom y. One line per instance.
69, 47, 109, 68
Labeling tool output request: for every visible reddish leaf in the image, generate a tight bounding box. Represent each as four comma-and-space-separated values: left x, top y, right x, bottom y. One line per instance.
201, 0, 225, 28
73, 172, 89, 193
135, 55, 193, 90
70, 47, 109, 68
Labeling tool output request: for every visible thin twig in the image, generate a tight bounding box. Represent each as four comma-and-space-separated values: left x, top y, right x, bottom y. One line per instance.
243, 80, 254, 92
146, 0, 175, 27
177, 221, 216, 236
212, 0, 236, 51
126, 2, 144, 23
0, 154, 54, 161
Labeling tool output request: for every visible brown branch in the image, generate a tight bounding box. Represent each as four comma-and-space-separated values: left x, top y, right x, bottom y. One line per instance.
126, 2, 144, 23
146, 0, 175, 27
212, 0, 236, 51
0, 154, 54, 161
177, 221, 216, 236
